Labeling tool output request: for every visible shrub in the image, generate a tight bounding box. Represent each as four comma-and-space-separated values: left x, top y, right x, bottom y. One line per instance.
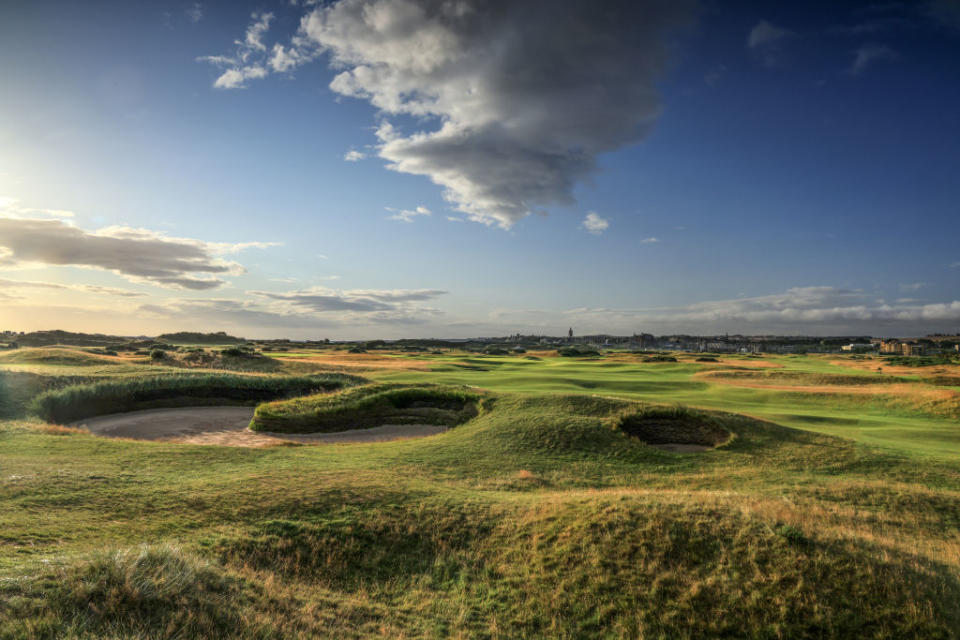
558, 346, 601, 357
221, 346, 253, 358
149, 349, 166, 360
483, 347, 510, 355
644, 355, 678, 362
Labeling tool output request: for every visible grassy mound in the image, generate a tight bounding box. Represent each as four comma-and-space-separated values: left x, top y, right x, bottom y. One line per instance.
0, 545, 263, 639
617, 405, 732, 448
29, 373, 365, 424
211, 499, 960, 638
0, 348, 122, 367
250, 383, 482, 433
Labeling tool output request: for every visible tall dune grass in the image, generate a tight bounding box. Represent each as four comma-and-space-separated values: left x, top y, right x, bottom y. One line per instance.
29, 373, 365, 423
251, 383, 482, 433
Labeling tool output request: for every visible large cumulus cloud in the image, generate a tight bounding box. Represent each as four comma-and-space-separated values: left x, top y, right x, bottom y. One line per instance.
202, 0, 695, 227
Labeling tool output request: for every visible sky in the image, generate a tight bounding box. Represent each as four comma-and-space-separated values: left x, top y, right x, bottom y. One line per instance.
1, 0, 959, 339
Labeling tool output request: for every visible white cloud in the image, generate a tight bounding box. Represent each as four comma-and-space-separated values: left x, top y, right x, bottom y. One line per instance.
132, 286, 451, 330
0, 197, 75, 219
489, 286, 960, 335
198, 12, 283, 89
898, 282, 929, 291
568, 287, 960, 334
203, 0, 695, 228
848, 44, 900, 74
212, 65, 268, 89
582, 212, 609, 235
386, 205, 431, 223
243, 11, 273, 52
0, 212, 276, 290
186, 3, 203, 23
640, 237, 660, 244
343, 149, 367, 162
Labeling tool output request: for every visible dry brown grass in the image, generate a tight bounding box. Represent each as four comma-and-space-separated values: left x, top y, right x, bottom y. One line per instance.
32, 423, 86, 436
282, 352, 431, 371
830, 358, 960, 377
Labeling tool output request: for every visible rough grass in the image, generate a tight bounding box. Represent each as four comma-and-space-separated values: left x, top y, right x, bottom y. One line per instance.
250, 383, 482, 433
29, 373, 366, 424
3, 348, 960, 637
208, 498, 960, 639
0, 348, 123, 367
698, 369, 905, 385
0, 545, 269, 639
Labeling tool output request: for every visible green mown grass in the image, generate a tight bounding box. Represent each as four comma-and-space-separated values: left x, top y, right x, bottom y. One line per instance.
1, 348, 960, 637
371, 353, 960, 459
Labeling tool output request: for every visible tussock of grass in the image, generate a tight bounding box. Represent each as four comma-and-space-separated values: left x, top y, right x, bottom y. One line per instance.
250, 383, 482, 433
29, 373, 365, 424
0, 545, 285, 639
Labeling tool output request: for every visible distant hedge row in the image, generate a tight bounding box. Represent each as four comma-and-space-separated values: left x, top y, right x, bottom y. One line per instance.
30, 373, 366, 424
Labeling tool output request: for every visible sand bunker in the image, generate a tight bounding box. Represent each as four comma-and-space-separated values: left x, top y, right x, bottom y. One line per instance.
73, 407, 447, 447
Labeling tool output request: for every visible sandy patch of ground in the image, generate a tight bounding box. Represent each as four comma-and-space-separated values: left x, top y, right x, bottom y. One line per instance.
73, 407, 447, 447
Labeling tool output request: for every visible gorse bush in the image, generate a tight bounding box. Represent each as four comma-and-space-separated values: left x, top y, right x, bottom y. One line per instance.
29, 373, 366, 423
251, 383, 482, 433
558, 346, 601, 357
643, 354, 678, 362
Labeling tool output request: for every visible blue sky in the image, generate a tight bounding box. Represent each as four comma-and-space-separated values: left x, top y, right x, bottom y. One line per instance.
1, 0, 959, 338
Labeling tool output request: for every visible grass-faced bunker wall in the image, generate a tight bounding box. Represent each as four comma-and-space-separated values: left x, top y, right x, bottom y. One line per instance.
617, 406, 731, 448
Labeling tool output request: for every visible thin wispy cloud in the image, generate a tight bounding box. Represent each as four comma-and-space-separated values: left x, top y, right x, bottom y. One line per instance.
0, 197, 75, 219
0, 279, 146, 298
186, 3, 204, 24
848, 44, 900, 74
386, 206, 431, 223
0, 212, 276, 290
493, 286, 960, 335
343, 150, 366, 162
197, 11, 275, 88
